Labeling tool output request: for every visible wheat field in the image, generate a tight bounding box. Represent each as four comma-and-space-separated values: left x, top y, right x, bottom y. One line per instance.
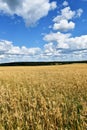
0, 64, 87, 130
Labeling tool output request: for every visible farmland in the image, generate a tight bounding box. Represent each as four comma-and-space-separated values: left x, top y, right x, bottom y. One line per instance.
0, 64, 87, 130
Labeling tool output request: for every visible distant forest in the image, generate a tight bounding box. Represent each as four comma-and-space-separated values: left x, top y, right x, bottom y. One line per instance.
0, 61, 87, 66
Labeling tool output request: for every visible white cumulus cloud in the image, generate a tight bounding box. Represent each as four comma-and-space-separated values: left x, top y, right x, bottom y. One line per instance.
0, 35, 87, 62
53, 7, 75, 22
63, 1, 68, 7
43, 32, 87, 61
53, 19, 75, 31
53, 6, 83, 31
76, 8, 83, 17
0, 40, 41, 62
44, 32, 87, 50
0, 0, 57, 26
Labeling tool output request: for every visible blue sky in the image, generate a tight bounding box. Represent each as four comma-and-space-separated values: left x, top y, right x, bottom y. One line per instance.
0, 0, 87, 62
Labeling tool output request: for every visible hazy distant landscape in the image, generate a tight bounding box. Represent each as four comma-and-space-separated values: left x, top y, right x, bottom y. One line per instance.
0, 60, 87, 66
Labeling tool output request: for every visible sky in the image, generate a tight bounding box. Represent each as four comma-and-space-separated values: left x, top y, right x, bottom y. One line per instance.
0, 0, 87, 63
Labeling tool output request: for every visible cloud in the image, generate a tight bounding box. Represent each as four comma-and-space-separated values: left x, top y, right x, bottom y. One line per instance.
43, 31, 87, 60
44, 32, 87, 50
53, 6, 83, 31
42, 3, 85, 61
44, 32, 71, 44
53, 7, 75, 22
44, 42, 55, 56
0, 0, 57, 26
53, 19, 75, 31
0, 34, 87, 62
76, 9, 83, 17
0, 40, 41, 62
0, 1, 86, 62
63, 1, 68, 7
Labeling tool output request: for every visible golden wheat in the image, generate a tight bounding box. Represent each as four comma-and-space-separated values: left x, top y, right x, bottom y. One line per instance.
0, 64, 87, 130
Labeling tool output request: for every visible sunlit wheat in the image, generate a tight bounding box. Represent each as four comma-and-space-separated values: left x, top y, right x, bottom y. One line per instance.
0, 64, 87, 130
